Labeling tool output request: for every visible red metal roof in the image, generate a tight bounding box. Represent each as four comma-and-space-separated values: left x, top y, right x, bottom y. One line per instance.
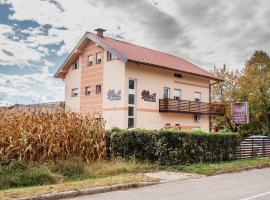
90, 33, 217, 80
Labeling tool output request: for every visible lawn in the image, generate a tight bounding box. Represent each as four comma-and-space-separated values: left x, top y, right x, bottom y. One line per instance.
164, 157, 270, 176
1, 157, 270, 199
0, 160, 158, 199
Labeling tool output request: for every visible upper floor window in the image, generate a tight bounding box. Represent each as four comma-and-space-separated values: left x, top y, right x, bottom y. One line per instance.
96, 53, 102, 64
87, 55, 93, 66
107, 51, 117, 61
73, 59, 79, 70
194, 92, 201, 102
174, 89, 181, 100
85, 86, 91, 96
164, 87, 170, 99
96, 84, 102, 94
71, 88, 79, 97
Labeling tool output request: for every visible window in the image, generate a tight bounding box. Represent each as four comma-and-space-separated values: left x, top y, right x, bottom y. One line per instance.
107, 51, 117, 61
85, 86, 91, 96
96, 53, 102, 64
129, 80, 135, 90
87, 55, 93, 66
194, 92, 201, 102
96, 85, 102, 94
128, 79, 136, 128
71, 88, 79, 97
194, 114, 202, 122
174, 73, 183, 78
174, 89, 181, 100
163, 87, 170, 99
73, 59, 79, 70
128, 94, 135, 104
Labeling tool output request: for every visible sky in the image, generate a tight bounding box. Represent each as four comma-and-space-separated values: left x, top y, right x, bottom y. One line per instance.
0, 0, 270, 106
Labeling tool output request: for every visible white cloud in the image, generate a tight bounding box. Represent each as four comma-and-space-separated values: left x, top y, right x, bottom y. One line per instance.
0, 24, 44, 67
0, 66, 64, 105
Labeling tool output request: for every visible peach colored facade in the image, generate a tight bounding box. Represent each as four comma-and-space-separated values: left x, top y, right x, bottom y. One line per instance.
56, 31, 221, 131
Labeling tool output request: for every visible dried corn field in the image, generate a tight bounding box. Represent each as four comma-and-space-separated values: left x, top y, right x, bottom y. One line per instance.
0, 111, 105, 163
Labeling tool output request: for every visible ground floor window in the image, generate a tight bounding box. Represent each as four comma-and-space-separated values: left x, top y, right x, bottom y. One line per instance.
128, 79, 136, 128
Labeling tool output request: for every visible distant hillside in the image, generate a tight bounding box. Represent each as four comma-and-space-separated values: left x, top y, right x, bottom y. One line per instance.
0, 101, 65, 113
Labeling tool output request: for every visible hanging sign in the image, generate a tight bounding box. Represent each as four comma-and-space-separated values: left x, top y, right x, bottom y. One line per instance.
232, 102, 249, 124
107, 89, 121, 101
141, 90, 156, 102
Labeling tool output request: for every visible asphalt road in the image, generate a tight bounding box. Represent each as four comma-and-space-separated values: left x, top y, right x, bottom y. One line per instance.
69, 168, 270, 200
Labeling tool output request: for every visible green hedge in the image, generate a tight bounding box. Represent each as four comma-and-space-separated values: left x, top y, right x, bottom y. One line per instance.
106, 129, 241, 165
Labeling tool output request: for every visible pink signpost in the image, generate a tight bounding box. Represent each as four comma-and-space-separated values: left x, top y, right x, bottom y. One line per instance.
232, 102, 249, 124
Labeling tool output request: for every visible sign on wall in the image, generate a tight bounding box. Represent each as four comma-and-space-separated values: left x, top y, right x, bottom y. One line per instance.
141, 90, 156, 102
232, 102, 249, 124
107, 89, 121, 101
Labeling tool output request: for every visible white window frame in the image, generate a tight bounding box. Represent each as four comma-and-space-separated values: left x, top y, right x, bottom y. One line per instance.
128, 79, 136, 128
85, 86, 91, 96
173, 89, 181, 100
73, 59, 80, 70
71, 88, 79, 97
96, 52, 102, 64
87, 55, 93, 66
164, 87, 170, 99
194, 91, 202, 102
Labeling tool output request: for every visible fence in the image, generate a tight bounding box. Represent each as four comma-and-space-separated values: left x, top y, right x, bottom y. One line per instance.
236, 136, 270, 159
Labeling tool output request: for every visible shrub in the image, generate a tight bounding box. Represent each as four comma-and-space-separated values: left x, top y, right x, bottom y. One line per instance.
0, 111, 105, 163
0, 162, 60, 189
52, 158, 85, 179
106, 129, 241, 165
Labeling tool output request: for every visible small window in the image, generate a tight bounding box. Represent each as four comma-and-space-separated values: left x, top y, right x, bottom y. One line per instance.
71, 88, 79, 97
96, 53, 102, 64
194, 92, 201, 102
85, 86, 91, 96
87, 55, 93, 66
164, 87, 170, 99
96, 85, 102, 94
107, 51, 117, 61
128, 118, 134, 128
128, 106, 134, 116
128, 94, 135, 104
194, 114, 202, 122
174, 73, 183, 78
129, 80, 135, 90
72, 59, 79, 70
174, 89, 181, 100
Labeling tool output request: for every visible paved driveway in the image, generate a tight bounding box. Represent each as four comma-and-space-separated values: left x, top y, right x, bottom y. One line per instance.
67, 168, 270, 200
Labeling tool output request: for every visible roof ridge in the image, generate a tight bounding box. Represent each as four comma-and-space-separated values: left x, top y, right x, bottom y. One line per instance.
88, 32, 210, 74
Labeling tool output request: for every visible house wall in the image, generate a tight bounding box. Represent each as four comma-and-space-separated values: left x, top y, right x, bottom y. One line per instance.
124, 62, 210, 131
102, 52, 126, 129
64, 56, 81, 112
80, 41, 104, 115
63, 39, 211, 131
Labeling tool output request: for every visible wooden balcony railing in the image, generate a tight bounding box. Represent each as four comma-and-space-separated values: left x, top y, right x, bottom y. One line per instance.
159, 99, 225, 116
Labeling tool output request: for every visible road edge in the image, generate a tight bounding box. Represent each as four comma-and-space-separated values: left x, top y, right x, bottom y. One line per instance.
18, 181, 159, 200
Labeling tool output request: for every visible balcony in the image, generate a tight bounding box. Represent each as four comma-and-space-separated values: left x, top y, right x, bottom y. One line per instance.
159, 99, 225, 116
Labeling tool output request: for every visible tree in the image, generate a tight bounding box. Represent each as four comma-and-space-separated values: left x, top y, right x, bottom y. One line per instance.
211, 50, 270, 135
211, 65, 240, 132
238, 50, 270, 134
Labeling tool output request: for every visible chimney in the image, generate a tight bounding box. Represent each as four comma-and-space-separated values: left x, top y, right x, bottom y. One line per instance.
94, 28, 106, 36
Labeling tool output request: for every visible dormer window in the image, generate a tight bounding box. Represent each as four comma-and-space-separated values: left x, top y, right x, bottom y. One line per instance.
96, 53, 102, 64
73, 59, 79, 70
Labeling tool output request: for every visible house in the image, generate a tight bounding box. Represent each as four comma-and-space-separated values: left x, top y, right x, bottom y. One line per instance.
54, 28, 225, 131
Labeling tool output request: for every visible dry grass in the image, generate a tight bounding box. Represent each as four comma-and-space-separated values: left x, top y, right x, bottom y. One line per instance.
0, 111, 105, 163
0, 173, 156, 200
